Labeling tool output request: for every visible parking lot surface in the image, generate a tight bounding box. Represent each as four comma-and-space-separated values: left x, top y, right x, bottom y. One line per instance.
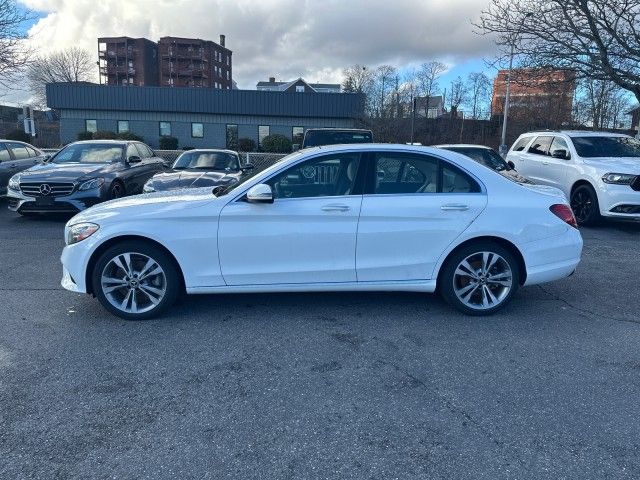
1, 197, 639, 479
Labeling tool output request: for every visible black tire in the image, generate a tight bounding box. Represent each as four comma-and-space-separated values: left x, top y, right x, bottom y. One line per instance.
570, 184, 601, 226
439, 241, 520, 316
108, 181, 125, 200
91, 241, 181, 320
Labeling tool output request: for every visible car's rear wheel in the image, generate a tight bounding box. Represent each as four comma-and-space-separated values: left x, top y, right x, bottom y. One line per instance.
570, 184, 600, 226
439, 241, 520, 316
91, 241, 180, 320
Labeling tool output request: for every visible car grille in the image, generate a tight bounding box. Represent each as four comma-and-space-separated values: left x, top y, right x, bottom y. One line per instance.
20, 182, 75, 197
631, 176, 640, 192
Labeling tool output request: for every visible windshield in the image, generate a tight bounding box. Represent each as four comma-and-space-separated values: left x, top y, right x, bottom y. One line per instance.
173, 151, 240, 170
303, 130, 372, 148
53, 144, 123, 164
445, 147, 509, 171
214, 151, 299, 196
572, 136, 640, 158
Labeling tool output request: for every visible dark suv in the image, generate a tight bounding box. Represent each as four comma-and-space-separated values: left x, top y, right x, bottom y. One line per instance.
0, 140, 47, 196
301, 128, 373, 149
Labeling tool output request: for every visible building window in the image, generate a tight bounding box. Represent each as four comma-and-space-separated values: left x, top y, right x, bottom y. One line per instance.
292, 126, 304, 147
296, 85, 305, 93
117, 120, 129, 134
159, 121, 172, 137
226, 71, 230, 80
226, 124, 238, 150
192, 123, 204, 138
85, 119, 97, 133
258, 125, 270, 147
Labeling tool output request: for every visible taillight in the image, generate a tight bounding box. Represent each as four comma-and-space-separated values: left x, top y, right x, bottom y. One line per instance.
550, 204, 578, 228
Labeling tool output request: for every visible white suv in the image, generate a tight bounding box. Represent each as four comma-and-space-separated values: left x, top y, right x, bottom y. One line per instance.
506, 131, 640, 225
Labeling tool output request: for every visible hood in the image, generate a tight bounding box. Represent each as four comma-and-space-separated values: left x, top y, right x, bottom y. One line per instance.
582, 157, 640, 173
17, 162, 123, 183
147, 169, 240, 191
68, 187, 218, 226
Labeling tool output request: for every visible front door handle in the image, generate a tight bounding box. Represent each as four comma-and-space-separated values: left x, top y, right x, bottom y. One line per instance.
441, 203, 469, 211
322, 204, 350, 212
10, 163, 17, 168
542, 161, 550, 165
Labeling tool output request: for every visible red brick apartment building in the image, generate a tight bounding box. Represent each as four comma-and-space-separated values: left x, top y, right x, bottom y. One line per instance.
491, 68, 576, 125
98, 35, 232, 89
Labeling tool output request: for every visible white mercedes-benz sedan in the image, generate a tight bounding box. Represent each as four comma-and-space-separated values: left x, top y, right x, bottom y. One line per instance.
60, 144, 583, 320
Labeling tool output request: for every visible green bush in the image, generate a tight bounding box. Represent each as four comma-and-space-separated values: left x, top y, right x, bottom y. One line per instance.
5, 129, 31, 143
116, 132, 143, 141
92, 130, 117, 140
77, 131, 94, 141
159, 136, 179, 150
237, 137, 256, 152
261, 134, 292, 153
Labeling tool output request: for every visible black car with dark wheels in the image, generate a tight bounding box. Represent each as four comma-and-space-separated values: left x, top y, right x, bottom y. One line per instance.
6, 140, 166, 215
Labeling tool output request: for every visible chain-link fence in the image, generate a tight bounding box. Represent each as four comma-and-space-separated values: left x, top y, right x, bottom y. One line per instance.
155, 150, 288, 172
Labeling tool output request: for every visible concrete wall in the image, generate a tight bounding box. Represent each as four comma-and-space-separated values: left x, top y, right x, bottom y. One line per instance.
58, 109, 356, 148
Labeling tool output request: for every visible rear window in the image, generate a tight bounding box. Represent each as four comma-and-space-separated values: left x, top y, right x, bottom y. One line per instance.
303, 130, 373, 148
511, 136, 532, 152
571, 136, 640, 158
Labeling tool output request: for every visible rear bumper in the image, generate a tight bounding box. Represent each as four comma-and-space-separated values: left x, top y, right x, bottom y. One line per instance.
522, 227, 583, 286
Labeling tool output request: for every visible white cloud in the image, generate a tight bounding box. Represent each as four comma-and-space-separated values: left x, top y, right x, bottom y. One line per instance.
18, 0, 494, 90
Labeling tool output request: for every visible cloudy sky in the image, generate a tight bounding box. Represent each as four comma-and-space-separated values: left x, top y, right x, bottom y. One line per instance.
10, 0, 497, 102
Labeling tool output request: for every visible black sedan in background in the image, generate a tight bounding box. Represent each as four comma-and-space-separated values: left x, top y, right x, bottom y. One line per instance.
0, 140, 48, 196
142, 149, 252, 193
435, 144, 533, 184
7, 140, 166, 215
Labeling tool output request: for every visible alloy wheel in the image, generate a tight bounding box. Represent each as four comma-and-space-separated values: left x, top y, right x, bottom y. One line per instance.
571, 190, 592, 223
100, 252, 167, 314
452, 251, 513, 311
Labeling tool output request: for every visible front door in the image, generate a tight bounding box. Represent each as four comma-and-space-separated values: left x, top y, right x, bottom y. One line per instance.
218, 152, 364, 285
356, 151, 487, 282
521, 135, 554, 185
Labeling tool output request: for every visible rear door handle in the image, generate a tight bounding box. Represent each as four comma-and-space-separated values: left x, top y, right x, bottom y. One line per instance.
542, 161, 550, 165
441, 203, 469, 211
322, 204, 350, 212
10, 163, 17, 168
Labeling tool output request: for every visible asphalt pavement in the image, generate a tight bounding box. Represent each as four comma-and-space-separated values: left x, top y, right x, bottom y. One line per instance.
1, 197, 639, 479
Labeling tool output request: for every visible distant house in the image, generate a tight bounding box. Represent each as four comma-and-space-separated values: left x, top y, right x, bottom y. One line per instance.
627, 105, 640, 132
414, 96, 445, 118
256, 77, 341, 93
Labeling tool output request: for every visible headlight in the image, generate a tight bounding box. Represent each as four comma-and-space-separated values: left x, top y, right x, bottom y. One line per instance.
602, 173, 637, 185
8, 175, 20, 191
78, 177, 105, 191
143, 183, 155, 193
66, 223, 99, 245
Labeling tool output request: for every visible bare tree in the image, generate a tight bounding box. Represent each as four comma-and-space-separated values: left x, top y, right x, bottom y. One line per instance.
573, 80, 633, 129
372, 65, 396, 118
0, 0, 33, 91
342, 64, 374, 94
448, 76, 469, 117
478, 0, 640, 106
27, 47, 95, 107
415, 61, 447, 117
466, 72, 492, 119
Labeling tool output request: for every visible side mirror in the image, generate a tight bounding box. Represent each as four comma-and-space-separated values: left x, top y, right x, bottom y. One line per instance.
128, 155, 142, 164
41, 154, 51, 163
507, 160, 516, 170
551, 149, 569, 160
241, 163, 255, 173
246, 183, 273, 203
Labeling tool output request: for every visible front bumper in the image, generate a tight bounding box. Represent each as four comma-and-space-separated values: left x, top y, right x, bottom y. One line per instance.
599, 184, 640, 220
7, 188, 104, 214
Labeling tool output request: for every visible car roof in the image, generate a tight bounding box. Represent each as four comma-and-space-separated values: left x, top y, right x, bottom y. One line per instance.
304, 128, 372, 132
179, 148, 239, 155
73, 140, 130, 145
520, 130, 630, 138
434, 144, 493, 150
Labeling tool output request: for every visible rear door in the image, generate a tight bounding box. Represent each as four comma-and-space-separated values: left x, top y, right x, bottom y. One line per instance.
520, 136, 553, 184
356, 151, 487, 282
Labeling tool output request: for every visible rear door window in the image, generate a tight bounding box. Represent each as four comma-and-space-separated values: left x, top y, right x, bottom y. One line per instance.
7, 143, 30, 159
0, 143, 10, 162
528, 136, 553, 156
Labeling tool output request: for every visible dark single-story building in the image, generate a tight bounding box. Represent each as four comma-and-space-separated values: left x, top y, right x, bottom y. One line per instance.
46, 83, 365, 149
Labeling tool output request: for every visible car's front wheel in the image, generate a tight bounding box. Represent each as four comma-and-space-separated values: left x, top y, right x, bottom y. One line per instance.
439, 241, 520, 316
570, 184, 601, 226
92, 241, 180, 320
